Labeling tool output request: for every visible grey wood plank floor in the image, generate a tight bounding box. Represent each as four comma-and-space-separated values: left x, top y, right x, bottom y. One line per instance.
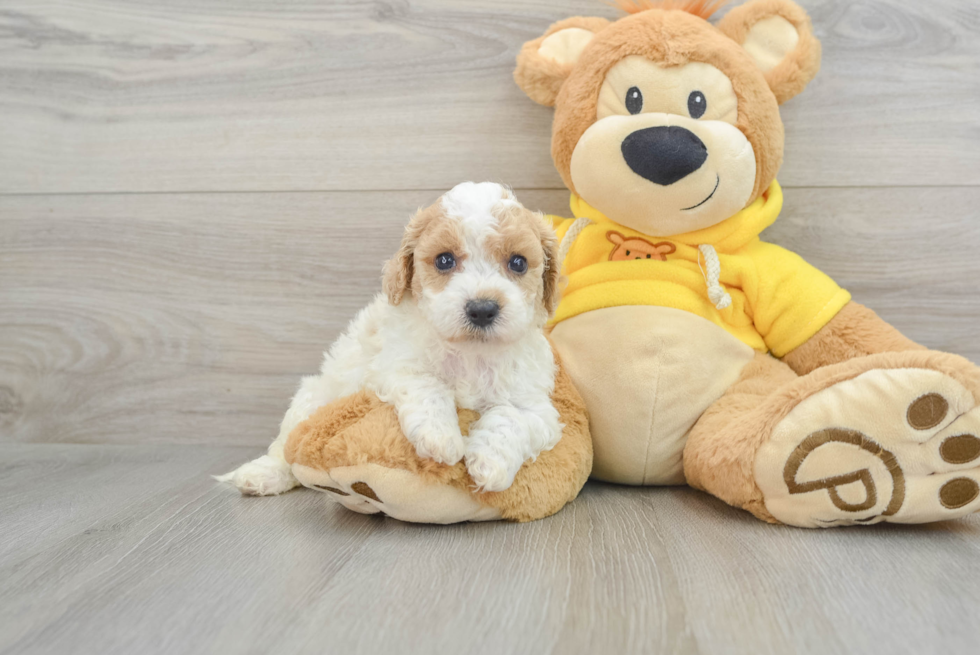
2, 0, 980, 653
3, 443, 979, 655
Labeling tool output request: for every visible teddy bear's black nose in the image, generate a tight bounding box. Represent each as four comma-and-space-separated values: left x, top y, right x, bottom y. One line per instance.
466, 299, 500, 328
621, 126, 708, 186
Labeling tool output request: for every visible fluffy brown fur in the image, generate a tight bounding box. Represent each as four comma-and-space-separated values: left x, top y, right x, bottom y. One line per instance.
614, 0, 729, 20
514, 16, 611, 107
716, 0, 822, 104
284, 348, 593, 523
782, 302, 926, 376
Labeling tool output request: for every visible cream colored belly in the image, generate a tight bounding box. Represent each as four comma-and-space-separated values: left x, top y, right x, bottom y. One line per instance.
550, 306, 755, 485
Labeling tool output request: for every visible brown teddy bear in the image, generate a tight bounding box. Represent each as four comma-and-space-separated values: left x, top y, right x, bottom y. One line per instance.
511, 0, 980, 526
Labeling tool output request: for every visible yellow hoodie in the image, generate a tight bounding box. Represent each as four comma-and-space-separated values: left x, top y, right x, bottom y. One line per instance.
548, 181, 851, 357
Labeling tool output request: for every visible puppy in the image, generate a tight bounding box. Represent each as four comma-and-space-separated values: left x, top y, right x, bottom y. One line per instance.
218, 182, 563, 495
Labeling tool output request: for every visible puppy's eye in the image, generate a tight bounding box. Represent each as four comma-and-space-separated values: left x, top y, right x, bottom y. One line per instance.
626, 86, 643, 115
688, 91, 706, 119
507, 254, 528, 274
434, 252, 456, 272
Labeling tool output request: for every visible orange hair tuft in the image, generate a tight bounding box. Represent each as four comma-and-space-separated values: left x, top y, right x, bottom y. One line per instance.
613, 0, 729, 20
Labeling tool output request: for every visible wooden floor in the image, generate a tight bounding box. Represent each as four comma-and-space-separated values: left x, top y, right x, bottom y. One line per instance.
2, 1, 979, 653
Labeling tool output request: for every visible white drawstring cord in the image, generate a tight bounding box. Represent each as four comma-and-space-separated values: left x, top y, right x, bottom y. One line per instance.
698, 244, 732, 310
557, 217, 594, 270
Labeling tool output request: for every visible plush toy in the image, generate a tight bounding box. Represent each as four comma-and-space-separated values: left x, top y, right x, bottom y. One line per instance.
510, 0, 980, 526
283, 348, 592, 523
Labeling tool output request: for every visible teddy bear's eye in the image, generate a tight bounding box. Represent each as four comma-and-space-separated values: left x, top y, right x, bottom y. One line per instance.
688, 91, 706, 119
625, 86, 643, 115
434, 252, 456, 272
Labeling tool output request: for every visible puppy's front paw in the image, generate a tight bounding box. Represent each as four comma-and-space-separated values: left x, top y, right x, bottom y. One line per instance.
406, 417, 466, 465
465, 440, 522, 492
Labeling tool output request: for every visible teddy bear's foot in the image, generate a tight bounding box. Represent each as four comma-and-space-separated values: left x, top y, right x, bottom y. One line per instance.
756, 366, 980, 527
291, 462, 502, 523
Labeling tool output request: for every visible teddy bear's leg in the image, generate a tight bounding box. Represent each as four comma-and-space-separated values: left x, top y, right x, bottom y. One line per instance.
683, 352, 798, 522
686, 350, 980, 527
781, 302, 926, 374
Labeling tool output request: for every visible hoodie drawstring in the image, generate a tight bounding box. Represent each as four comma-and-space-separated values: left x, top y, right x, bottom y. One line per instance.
698, 244, 732, 310
557, 217, 594, 272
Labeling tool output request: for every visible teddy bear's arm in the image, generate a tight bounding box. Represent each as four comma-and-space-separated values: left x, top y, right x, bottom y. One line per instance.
781, 301, 925, 376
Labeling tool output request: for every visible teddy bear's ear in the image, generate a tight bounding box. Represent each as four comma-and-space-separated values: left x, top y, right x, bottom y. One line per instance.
514, 17, 610, 107
717, 0, 821, 104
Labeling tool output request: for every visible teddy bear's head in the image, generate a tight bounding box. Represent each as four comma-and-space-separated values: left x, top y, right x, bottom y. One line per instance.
514, 0, 820, 236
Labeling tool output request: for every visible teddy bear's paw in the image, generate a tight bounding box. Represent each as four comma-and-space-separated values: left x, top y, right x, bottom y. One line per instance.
216, 455, 300, 496
291, 462, 502, 524
756, 368, 980, 527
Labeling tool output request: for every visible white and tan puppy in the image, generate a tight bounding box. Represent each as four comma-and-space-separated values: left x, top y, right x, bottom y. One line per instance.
218, 182, 563, 494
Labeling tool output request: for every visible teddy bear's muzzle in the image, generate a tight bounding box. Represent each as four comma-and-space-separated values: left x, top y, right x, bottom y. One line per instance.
620, 125, 708, 186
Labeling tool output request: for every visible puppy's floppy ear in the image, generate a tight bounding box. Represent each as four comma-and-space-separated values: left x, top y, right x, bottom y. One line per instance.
534, 214, 562, 316
514, 17, 610, 107
717, 0, 821, 104
383, 205, 434, 305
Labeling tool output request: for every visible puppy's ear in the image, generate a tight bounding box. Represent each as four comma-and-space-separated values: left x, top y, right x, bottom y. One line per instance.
535, 214, 562, 316
717, 0, 821, 104
383, 206, 433, 305
514, 17, 609, 107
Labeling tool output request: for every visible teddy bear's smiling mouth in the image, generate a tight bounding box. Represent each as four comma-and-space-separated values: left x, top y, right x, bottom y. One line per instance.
681, 174, 720, 211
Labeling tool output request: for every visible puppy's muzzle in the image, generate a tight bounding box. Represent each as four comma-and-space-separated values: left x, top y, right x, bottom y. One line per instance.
465, 299, 500, 328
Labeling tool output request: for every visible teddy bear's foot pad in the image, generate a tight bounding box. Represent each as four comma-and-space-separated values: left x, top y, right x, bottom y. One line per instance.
756, 368, 980, 527
292, 463, 502, 524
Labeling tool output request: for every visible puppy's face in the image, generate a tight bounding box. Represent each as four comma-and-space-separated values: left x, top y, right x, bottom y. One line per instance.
383, 182, 559, 345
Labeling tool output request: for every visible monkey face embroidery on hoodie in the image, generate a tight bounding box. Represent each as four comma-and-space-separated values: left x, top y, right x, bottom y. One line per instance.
606, 230, 676, 261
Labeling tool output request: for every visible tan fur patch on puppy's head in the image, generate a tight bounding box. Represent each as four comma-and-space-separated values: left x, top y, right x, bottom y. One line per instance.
383, 202, 443, 305
486, 202, 561, 317
410, 208, 466, 299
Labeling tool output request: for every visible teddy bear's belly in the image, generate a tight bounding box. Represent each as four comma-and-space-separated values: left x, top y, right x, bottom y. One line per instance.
550, 305, 755, 485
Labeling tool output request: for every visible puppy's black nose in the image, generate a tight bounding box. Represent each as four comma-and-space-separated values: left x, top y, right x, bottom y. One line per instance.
466, 299, 500, 328
621, 126, 708, 186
